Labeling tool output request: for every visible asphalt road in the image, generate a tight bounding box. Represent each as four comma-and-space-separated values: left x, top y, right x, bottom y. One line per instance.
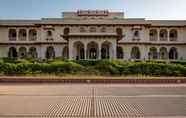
0, 84, 186, 118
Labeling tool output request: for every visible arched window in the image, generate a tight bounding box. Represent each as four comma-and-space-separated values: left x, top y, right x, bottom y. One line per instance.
8, 47, 17, 58
117, 46, 124, 59
19, 29, 27, 41
28, 47, 37, 58
89, 27, 96, 32
46, 46, 55, 59
169, 29, 178, 41
47, 31, 52, 37
149, 29, 158, 41
46, 31, 53, 41
80, 27, 86, 32
134, 30, 139, 37
101, 27, 106, 32
29, 29, 37, 41
169, 47, 178, 60
160, 47, 168, 59
62, 46, 68, 60
9, 29, 17, 41
101, 41, 112, 59
131, 47, 140, 59
64, 28, 70, 35
160, 29, 168, 41
19, 47, 27, 59
149, 47, 158, 59
116, 28, 123, 40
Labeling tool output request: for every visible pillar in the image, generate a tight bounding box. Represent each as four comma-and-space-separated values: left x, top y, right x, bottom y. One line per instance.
84, 43, 87, 60
98, 42, 101, 60
112, 42, 117, 59
69, 42, 73, 60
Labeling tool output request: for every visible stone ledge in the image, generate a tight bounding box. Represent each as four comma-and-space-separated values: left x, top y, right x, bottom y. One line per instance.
0, 76, 185, 84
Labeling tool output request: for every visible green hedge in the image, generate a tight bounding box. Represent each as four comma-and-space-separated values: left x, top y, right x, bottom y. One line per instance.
0, 58, 186, 76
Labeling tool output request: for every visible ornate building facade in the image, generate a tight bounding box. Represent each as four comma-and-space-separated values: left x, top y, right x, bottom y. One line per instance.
0, 10, 186, 60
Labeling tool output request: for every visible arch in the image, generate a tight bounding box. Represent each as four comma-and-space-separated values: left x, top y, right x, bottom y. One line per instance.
160, 29, 168, 41
9, 29, 17, 41
29, 29, 37, 41
116, 28, 123, 40
46, 46, 55, 59
101, 41, 112, 59
160, 47, 168, 59
149, 47, 158, 59
134, 30, 139, 37
80, 27, 86, 32
64, 27, 70, 35
19, 29, 27, 41
131, 46, 140, 59
62, 46, 69, 60
169, 29, 178, 41
87, 41, 98, 59
149, 29, 158, 41
89, 27, 96, 32
28, 47, 37, 58
8, 47, 17, 58
19, 47, 27, 59
73, 41, 85, 60
169, 47, 178, 60
117, 46, 124, 59
100, 27, 106, 32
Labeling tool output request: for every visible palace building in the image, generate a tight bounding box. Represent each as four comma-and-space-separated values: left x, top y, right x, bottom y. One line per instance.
0, 10, 186, 60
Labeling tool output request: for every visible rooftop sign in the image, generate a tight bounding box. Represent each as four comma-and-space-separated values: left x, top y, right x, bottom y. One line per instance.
77, 10, 109, 16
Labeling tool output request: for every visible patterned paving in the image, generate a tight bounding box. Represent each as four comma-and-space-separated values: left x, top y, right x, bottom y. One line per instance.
0, 84, 186, 118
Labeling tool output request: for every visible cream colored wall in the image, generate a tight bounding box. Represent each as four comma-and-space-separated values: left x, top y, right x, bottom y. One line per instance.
0, 23, 186, 60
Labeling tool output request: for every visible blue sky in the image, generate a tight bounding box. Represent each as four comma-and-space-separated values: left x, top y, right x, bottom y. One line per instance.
0, 0, 186, 20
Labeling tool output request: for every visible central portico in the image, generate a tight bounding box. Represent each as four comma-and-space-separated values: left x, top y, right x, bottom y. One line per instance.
68, 36, 117, 60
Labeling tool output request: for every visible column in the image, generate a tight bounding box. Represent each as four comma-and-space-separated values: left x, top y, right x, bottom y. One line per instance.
84, 43, 87, 60
98, 42, 101, 60
69, 42, 73, 60
157, 29, 160, 41
16, 29, 19, 41
167, 29, 170, 41
26, 29, 29, 41
112, 42, 117, 59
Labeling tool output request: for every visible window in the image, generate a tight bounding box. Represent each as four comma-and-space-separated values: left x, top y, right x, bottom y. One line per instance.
64, 28, 70, 35
29, 29, 37, 41
19, 29, 27, 41
47, 31, 52, 37
80, 27, 86, 32
89, 27, 96, 32
169, 29, 178, 41
134, 30, 139, 37
9, 29, 17, 41
101, 27, 106, 32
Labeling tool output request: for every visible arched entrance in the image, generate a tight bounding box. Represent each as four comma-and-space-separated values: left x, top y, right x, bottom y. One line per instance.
46, 46, 55, 59
8, 47, 17, 58
149, 47, 158, 59
19, 47, 27, 59
131, 46, 140, 59
169, 47, 178, 60
87, 42, 98, 59
160, 47, 168, 59
74, 41, 85, 60
117, 46, 124, 59
28, 47, 37, 58
101, 41, 112, 59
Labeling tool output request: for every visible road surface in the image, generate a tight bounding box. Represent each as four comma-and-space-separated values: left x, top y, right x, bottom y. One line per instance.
0, 84, 186, 118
